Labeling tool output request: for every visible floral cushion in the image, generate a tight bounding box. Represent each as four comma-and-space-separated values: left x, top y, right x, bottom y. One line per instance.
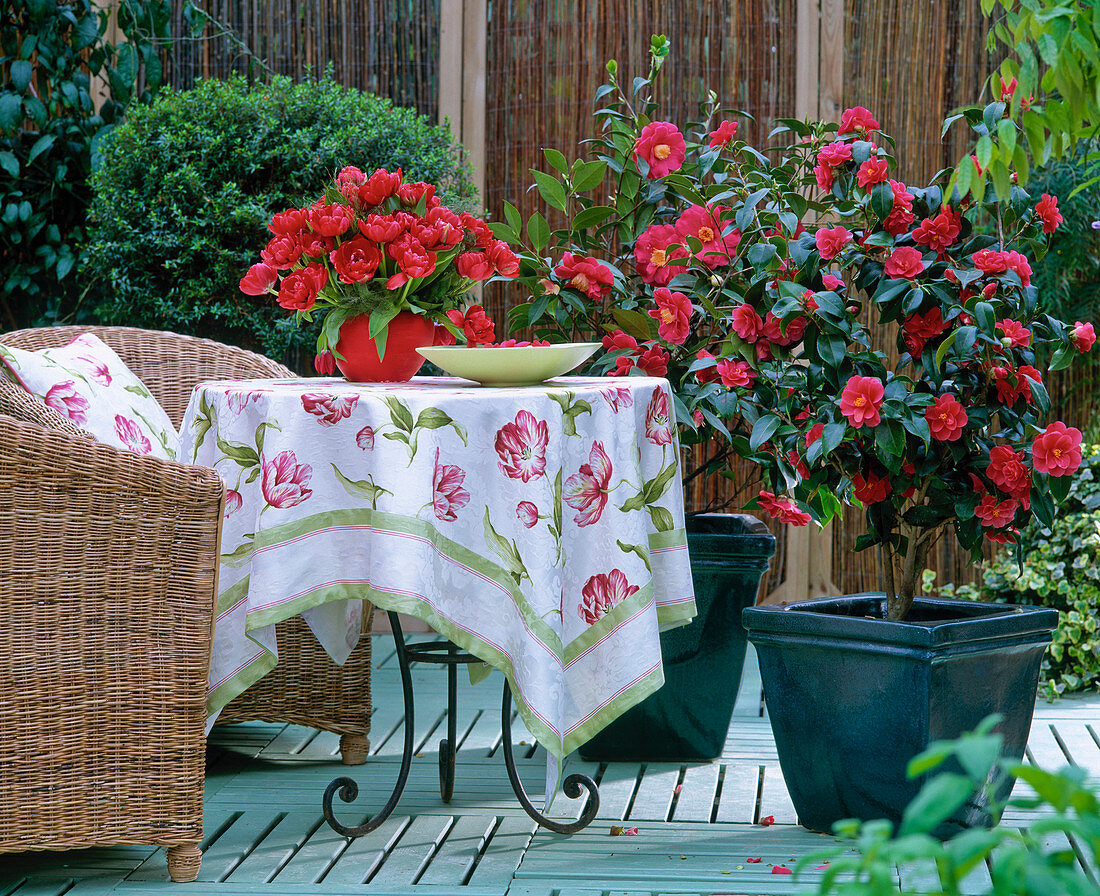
0, 333, 181, 461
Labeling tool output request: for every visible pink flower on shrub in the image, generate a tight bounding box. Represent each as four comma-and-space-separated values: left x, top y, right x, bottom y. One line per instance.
240, 262, 278, 295
839, 376, 884, 428
972, 248, 1009, 274
822, 273, 844, 291
495, 410, 549, 481
554, 253, 615, 300
356, 425, 375, 449
975, 495, 1019, 528
516, 501, 539, 528
301, 393, 358, 426
432, 448, 470, 522
996, 319, 1031, 348
716, 358, 755, 389
757, 490, 811, 526
882, 181, 916, 235
1003, 250, 1032, 287
814, 162, 835, 191
1032, 422, 1083, 477
1072, 321, 1096, 352
884, 246, 925, 279
856, 157, 889, 189
708, 119, 738, 147
648, 287, 692, 344
579, 569, 639, 625
839, 106, 880, 134
634, 224, 686, 286
645, 388, 673, 445
114, 415, 152, 454
636, 342, 670, 377
987, 445, 1031, 504
675, 205, 740, 268
564, 441, 613, 526
44, 381, 89, 424
817, 141, 853, 166
261, 450, 313, 508
1035, 193, 1062, 234
913, 207, 962, 254
633, 121, 686, 178
814, 226, 852, 260
925, 394, 968, 441
731, 304, 764, 342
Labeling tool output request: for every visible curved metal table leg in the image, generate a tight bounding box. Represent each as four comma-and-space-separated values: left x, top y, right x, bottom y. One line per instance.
500, 679, 600, 834
323, 611, 415, 837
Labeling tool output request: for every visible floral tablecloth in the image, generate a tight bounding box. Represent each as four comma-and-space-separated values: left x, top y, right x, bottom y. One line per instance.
180, 376, 695, 759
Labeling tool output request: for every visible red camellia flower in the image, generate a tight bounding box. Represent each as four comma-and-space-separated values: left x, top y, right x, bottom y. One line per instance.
757, 490, 812, 526
1072, 321, 1097, 352
814, 162, 835, 191
996, 319, 1032, 348
694, 349, 720, 384
975, 495, 1019, 528
357, 167, 403, 207
1035, 193, 1063, 234
913, 206, 963, 254
822, 273, 844, 290
884, 246, 925, 279
839, 105, 880, 134
814, 226, 852, 260
987, 445, 1030, 502
446, 305, 495, 345
902, 306, 948, 356
882, 180, 916, 236
972, 248, 1009, 274
1003, 250, 1032, 287
716, 358, 755, 388
330, 236, 383, 283
634, 223, 687, 286
555, 252, 615, 300
1032, 422, 1083, 477
839, 375, 885, 428
731, 304, 764, 342
276, 269, 320, 311
856, 156, 889, 188
239, 262, 277, 296
648, 287, 693, 344
675, 204, 741, 268
708, 119, 738, 148
852, 470, 891, 504
633, 120, 687, 178
636, 342, 671, 377
925, 393, 968, 441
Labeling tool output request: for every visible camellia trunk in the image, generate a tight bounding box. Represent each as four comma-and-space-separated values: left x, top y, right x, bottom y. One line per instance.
883, 526, 935, 621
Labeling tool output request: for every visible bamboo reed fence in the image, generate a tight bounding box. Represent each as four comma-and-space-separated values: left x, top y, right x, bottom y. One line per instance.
156, 0, 1097, 598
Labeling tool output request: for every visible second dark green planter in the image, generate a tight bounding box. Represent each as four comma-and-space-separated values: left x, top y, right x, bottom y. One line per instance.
578, 513, 776, 761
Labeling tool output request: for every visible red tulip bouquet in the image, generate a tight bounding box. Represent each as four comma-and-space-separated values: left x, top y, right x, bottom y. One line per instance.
239, 165, 520, 366
501, 36, 1094, 621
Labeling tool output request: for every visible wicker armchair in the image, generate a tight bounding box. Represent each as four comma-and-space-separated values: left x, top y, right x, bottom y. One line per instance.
0, 399, 222, 882
0, 326, 374, 764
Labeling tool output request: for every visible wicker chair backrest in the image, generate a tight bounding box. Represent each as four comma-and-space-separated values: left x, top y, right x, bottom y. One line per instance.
0, 326, 295, 428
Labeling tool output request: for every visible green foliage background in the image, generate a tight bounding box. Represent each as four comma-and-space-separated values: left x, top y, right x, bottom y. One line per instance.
84, 75, 477, 363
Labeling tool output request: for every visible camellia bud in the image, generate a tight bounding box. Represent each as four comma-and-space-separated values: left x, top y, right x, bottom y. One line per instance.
710, 274, 723, 287
982, 283, 997, 298
1001, 337, 1014, 350
847, 305, 860, 314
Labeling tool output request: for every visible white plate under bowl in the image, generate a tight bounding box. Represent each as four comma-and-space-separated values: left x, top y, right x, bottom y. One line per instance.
416, 343, 602, 386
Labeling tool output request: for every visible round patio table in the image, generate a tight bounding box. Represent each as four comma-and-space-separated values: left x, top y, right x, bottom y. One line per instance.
180, 375, 696, 833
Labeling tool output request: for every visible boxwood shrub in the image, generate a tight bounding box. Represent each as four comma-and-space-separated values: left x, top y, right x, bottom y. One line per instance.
83, 75, 476, 362
940, 442, 1100, 697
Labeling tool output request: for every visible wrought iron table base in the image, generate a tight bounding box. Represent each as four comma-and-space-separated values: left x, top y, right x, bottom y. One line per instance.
322, 611, 600, 836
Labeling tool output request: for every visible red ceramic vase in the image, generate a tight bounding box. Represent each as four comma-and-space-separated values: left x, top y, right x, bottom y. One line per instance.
334, 311, 436, 382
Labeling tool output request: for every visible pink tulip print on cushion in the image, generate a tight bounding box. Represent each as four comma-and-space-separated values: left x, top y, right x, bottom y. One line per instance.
181, 376, 696, 758
0, 334, 180, 460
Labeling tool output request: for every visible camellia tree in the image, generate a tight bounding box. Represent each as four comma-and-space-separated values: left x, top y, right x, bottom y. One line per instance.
501, 36, 1095, 621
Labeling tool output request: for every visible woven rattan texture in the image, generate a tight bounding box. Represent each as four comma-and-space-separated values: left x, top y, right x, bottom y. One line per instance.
0, 411, 223, 878
0, 327, 374, 747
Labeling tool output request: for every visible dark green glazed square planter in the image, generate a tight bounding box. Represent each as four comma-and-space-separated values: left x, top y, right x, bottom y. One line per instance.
742, 594, 1057, 835
578, 513, 776, 761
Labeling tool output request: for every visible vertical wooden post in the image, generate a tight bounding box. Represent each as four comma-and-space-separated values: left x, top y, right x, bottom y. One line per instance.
438, 0, 487, 208
818, 0, 845, 122
795, 0, 820, 121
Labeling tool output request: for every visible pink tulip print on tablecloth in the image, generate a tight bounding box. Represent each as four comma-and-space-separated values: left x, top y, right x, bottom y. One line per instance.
302, 392, 358, 426
44, 381, 89, 424
432, 447, 470, 522
114, 414, 152, 454
564, 441, 613, 526
356, 425, 375, 449
495, 409, 549, 482
579, 569, 639, 625
261, 450, 313, 509
599, 385, 633, 413
644, 387, 673, 445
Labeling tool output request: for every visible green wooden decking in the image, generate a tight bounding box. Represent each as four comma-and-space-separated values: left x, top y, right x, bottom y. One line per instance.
4, 636, 1099, 896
